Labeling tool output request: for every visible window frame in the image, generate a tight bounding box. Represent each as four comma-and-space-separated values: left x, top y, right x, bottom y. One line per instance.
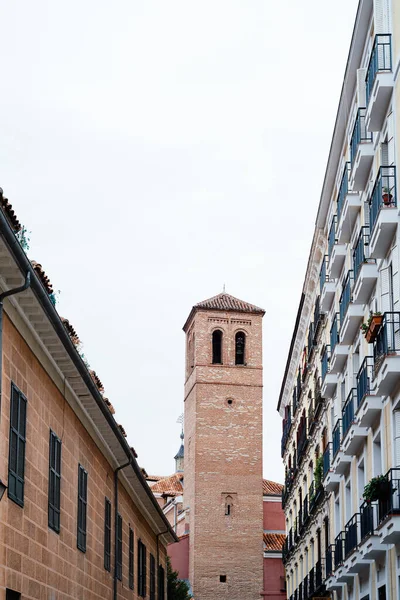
235, 331, 246, 365
138, 539, 147, 597
77, 464, 88, 552
150, 553, 156, 600
212, 329, 223, 364
8, 383, 27, 507
129, 527, 134, 589
104, 497, 111, 571
48, 430, 62, 533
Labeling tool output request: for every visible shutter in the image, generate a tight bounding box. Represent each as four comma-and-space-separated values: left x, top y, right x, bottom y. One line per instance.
374, 0, 384, 34
357, 69, 367, 107
381, 142, 389, 166
143, 545, 147, 596
380, 265, 392, 312
394, 411, 400, 467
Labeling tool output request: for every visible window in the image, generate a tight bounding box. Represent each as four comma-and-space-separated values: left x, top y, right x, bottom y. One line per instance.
138, 539, 147, 597
129, 528, 134, 589
150, 553, 156, 600
6, 590, 21, 600
158, 565, 165, 600
48, 431, 61, 533
116, 514, 122, 580
235, 332, 245, 365
225, 495, 233, 516
212, 330, 223, 364
8, 383, 27, 506
77, 465, 88, 552
104, 498, 111, 571
220, 575, 227, 583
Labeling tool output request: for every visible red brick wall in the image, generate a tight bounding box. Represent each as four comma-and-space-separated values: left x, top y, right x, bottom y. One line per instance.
262, 557, 286, 599
0, 314, 167, 600
263, 500, 285, 531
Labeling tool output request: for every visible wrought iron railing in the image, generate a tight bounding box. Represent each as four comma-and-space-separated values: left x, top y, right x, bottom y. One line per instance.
303, 574, 308, 599
308, 323, 314, 361
369, 166, 397, 234
345, 513, 360, 558
297, 370, 302, 401
360, 500, 375, 540
323, 443, 331, 480
325, 545, 334, 578
303, 494, 309, 525
328, 216, 337, 259
373, 312, 400, 368
353, 226, 373, 281
332, 419, 341, 459
320, 256, 328, 293
321, 346, 330, 381
356, 356, 374, 410
342, 389, 357, 439
350, 108, 372, 166
377, 468, 400, 523
339, 270, 354, 325
308, 567, 315, 596
292, 387, 298, 416
366, 34, 392, 105
334, 532, 345, 569
297, 422, 308, 465
330, 313, 339, 352
337, 162, 351, 222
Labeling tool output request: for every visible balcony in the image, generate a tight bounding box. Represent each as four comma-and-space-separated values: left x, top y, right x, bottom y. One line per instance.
339, 271, 364, 344
373, 312, 400, 396
331, 419, 352, 474
336, 163, 361, 243
323, 443, 340, 492
356, 356, 382, 428
352, 227, 378, 304
359, 501, 388, 560
309, 480, 324, 514
327, 216, 346, 279
365, 34, 393, 132
320, 255, 335, 312
281, 413, 292, 457
313, 296, 325, 344
329, 314, 348, 373
342, 389, 368, 456
369, 166, 397, 259
334, 531, 345, 570
343, 512, 372, 574
377, 468, 400, 543
349, 108, 373, 191
321, 346, 338, 398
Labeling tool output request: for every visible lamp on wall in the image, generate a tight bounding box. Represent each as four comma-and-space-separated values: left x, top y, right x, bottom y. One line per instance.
0, 479, 7, 501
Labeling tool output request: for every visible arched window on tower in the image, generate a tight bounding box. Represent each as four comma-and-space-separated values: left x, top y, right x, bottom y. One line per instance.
235, 332, 245, 365
225, 495, 233, 516
212, 330, 223, 364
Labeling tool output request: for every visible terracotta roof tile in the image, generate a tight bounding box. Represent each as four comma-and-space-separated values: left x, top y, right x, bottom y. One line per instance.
31, 261, 54, 295
195, 293, 265, 314
103, 397, 115, 415
89, 369, 104, 394
0, 192, 21, 233
60, 317, 81, 347
150, 473, 183, 496
263, 479, 283, 496
263, 533, 286, 552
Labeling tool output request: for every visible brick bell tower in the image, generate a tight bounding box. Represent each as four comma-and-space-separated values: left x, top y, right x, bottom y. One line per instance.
182, 292, 265, 600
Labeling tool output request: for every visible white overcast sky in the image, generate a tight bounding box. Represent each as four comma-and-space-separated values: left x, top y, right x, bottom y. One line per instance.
1, 1, 359, 483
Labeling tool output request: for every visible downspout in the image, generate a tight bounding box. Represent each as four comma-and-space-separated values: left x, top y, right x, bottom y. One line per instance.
113, 456, 132, 600
156, 528, 172, 598
0, 272, 31, 411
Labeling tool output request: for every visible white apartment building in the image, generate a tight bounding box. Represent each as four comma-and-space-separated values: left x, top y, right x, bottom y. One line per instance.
278, 1, 400, 599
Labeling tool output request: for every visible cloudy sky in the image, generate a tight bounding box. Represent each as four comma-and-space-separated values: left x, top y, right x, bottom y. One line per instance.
0, 0, 359, 483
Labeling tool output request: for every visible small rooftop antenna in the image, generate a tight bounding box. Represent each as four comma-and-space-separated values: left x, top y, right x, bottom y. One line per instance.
177, 413, 184, 438
223, 283, 226, 293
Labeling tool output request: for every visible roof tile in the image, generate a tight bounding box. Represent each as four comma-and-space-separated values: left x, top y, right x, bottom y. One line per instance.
195, 293, 265, 314
263, 479, 283, 496
263, 533, 286, 552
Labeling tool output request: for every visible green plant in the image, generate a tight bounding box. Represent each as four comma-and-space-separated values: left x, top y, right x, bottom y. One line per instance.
314, 455, 324, 488
49, 290, 61, 307
15, 225, 31, 251
167, 556, 192, 600
363, 475, 389, 503
360, 312, 382, 335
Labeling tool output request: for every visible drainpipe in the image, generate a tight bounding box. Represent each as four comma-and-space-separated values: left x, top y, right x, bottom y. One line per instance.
0, 272, 31, 411
113, 456, 132, 600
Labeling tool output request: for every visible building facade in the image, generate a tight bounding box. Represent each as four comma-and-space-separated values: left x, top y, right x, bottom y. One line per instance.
0, 192, 177, 600
279, 1, 400, 599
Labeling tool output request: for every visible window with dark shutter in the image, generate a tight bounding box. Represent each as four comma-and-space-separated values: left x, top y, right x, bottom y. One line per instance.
116, 514, 123, 581
212, 330, 223, 364
104, 498, 111, 571
150, 554, 155, 600
235, 332, 245, 365
138, 539, 147, 597
77, 465, 88, 552
48, 430, 62, 533
158, 564, 165, 600
129, 528, 134, 589
8, 383, 27, 507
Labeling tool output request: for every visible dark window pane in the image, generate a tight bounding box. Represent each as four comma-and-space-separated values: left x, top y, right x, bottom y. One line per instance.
129, 528, 134, 589
8, 384, 27, 506
235, 332, 246, 365
212, 330, 223, 364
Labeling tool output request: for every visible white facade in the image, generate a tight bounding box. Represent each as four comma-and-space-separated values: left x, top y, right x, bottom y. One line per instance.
278, 1, 400, 599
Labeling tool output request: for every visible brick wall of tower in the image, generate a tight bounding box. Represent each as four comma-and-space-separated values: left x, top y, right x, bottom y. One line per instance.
184, 308, 264, 600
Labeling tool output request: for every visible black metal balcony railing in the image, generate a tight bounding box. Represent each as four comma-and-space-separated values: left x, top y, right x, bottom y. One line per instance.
313, 296, 325, 344
281, 410, 292, 457
350, 108, 372, 166
297, 423, 308, 465
308, 323, 314, 361
366, 34, 392, 105
342, 388, 357, 439
308, 402, 315, 435
303, 494, 309, 525
319, 256, 328, 293
377, 468, 400, 523
297, 370, 302, 400
332, 419, 341, 459
321, 345, 330, 381
360, 500, 375, 541
330, 313, 339, 353
308, 568, 315, 596
315, 560, 323, 591
309, 480, 324, 514
334, 532, 345, 569
356, 356, 374, 410
353, 226, 372, 281
328, 216, 337, 259
298, 581, 303, 600
323, 443, 331, 479
337, 162, 350, 222
303, 574, 308, 599
369, 166, 397, 234
345, 513, 359, 559
339, 270, 354, 325
292, 387, 298, 416
373, 312, 400, 369
325, 545, 334, 578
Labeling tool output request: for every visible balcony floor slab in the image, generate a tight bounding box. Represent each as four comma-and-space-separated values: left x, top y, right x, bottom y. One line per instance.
337, 194, 361, 243
330, 344, 349, 373
357, 395, 383, 427
321, 281, 336, 312
374, 354, 400, 397
340, 304, 364, 344
321, 373, 338, 399
328, 244, 347, 279
352, 262, 378, 304
343, 425, 368, 455
379, 515, 400, 544
350, 142, 374, 191
366, 72, 394, 132
369, 207, 398, 259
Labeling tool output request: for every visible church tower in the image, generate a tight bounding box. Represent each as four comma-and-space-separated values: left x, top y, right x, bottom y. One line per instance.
182, 293, 265, 600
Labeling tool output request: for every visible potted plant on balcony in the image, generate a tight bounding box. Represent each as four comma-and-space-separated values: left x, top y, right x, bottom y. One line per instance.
363, 475, 391, 504
314, 455, 324, 490
360, 312, 383, 343
382, 186, 393, 206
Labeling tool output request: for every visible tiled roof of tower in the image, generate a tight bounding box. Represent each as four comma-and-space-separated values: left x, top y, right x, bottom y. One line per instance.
263, 479, 283, 496
263, 533, 285, 552
150, 473, 183, 496
183, 292, 265, 330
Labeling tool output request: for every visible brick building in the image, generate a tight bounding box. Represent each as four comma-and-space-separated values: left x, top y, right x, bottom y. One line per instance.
149, 294, 286, 600
0, 193, 177, 600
